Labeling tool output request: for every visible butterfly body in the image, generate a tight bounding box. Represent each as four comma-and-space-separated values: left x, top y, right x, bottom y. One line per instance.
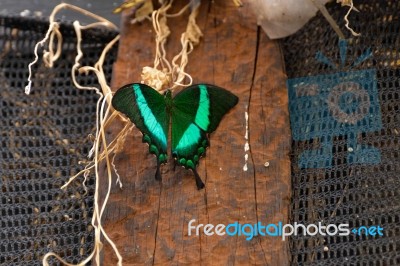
112, 83, 238, 189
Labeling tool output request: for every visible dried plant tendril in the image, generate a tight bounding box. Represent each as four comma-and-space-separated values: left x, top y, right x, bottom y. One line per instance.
26, 1, 205, 265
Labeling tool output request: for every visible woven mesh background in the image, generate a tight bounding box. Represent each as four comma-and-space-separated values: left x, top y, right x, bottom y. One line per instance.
0, 17, 117, 265
282, 0, 400, 265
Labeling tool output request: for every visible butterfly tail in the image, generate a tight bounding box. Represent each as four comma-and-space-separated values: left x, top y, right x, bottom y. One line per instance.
192, 169, 205, 190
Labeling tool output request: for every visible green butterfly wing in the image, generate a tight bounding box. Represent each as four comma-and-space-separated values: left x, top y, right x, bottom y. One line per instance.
171, 84, 238, 170
112, 83, 169, 175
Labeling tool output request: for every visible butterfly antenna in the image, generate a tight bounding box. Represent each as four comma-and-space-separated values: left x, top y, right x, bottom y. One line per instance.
155, 161, 162, 181
192, 169, 205, 190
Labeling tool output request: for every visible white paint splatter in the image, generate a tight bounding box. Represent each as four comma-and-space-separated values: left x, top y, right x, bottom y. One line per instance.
243, 153, 248, 171
20, 9, 31, 17
34, 11, 43, 17
243, 108, 249, 171
244, 111, 249, 139
244, 142, 249, 152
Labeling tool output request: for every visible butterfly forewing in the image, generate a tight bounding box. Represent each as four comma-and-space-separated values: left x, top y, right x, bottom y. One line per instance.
112, 83, 169, 163
204, 85, 239, 132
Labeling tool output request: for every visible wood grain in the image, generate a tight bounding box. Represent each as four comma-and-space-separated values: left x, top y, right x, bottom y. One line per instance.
103, 1, 291, 265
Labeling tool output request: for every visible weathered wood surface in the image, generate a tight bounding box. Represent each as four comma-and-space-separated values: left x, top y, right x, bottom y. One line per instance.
103, 1, 291, 265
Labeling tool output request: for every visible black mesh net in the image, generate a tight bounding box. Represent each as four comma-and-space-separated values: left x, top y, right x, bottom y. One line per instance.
282, 0, 399, 265
0, 17, 117, 265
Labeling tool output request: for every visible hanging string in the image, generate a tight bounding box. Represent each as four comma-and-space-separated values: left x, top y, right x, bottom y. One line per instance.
340, 0, 361, 36
26, 2, 205, 265
25, 3, 124, 266
309, 0, 360, 39
25, 3, 117, 95
141, 0, 203, 92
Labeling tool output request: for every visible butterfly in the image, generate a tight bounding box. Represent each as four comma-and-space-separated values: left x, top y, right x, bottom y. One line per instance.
112, 83, 238, 189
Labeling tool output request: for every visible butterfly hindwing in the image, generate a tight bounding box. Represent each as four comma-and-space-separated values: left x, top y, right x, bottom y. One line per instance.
112, 83, 169, 169
171, 84, 238, 170
170, 107, 209, 168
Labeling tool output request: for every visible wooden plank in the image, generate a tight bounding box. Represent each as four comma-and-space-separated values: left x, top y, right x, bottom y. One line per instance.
103, 1, 291, 265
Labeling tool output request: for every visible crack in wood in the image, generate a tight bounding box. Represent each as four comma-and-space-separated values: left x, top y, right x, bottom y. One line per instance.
152, 185, 162, 265
248, 25, 269, 265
